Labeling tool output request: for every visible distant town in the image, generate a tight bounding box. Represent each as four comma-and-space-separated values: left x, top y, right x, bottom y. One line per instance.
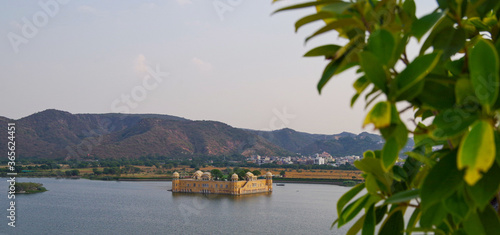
248, 152, 361, 167
247, 151, 406, 168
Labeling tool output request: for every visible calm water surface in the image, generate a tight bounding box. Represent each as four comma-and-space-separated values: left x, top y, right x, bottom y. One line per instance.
0, 178, 353, 234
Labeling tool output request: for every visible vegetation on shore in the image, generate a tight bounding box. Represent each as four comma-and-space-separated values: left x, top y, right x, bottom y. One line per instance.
15, 182, 47, 194
0, 155, 360, 182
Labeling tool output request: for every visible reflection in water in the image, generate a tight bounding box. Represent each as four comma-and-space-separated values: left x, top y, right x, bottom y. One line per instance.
171, 191, 272, 201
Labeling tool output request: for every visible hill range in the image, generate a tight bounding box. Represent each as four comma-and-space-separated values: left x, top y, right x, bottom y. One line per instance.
0, 109, 413, 159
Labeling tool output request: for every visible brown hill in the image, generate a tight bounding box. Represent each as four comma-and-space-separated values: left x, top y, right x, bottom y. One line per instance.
9, 109, 289, 159
3, 109, 407, 159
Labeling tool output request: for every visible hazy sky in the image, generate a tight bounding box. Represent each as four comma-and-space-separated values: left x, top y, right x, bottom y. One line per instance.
0, 0, 437, 134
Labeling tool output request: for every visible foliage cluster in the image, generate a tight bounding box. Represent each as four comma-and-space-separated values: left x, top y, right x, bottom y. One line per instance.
275, 0, 500, 234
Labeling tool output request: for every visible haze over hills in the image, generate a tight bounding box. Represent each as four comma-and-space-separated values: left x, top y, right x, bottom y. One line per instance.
250, 128, 388, 156
1, 109, 412, 159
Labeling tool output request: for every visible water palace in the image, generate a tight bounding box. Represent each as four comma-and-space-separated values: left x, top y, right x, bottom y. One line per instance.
171, 171, 273, 195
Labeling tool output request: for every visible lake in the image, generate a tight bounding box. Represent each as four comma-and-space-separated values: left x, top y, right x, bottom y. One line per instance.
0, 178, 353, 234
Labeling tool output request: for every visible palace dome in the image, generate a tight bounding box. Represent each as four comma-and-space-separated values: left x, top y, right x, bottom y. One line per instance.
245, 172, 254, 177
231, 173, 239, 180
202, 172, 211, 177
266, 172, 272, 177
173, 172, 179, 178
193, 170, 203, 179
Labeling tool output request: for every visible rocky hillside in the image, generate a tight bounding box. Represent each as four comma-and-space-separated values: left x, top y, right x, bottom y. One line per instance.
3, 109, 289, 159
1, 109, 413, 159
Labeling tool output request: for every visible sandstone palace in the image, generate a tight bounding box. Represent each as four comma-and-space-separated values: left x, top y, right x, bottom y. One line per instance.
171, 171, 273, 195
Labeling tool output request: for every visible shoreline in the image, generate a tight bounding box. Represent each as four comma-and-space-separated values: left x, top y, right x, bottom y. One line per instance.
4, 176, 361, 186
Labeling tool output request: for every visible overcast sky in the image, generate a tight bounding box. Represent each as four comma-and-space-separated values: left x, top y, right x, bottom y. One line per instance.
0, 0, 437, 135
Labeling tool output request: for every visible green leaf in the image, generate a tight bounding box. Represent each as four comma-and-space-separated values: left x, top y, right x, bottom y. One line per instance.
467, 162, 500, 210
337, 183, 365, 216
469, 17, 489, 31
496, 132, 500, 166
363, 101, 391, 129
381, 137, 399, 171
317, 59, 340, 94
304, 44, 341, 59
469, 38, 500, 109
405, 151, 435, 167
462, 206, 500, 235
402, 0, 416, 19
354, 157, 391, 193
446, 57, 465, 76
406, 207, 420, 235
319, 2, 352, 15
305, 18, 363, 42
475, 0, 500, 18
411, 11, 445, 41
340, 194, 370, 226
417, 80, 456, 109
392, 165, 408, 181
353, 76, 369, 94
395, 52, 441, 101
436, 0, 449, 9
379, 110, 408, 150
431, 108, 478, 139
378, 209, 404, 235
359, 51, 387, 93
365, 173, 379, 194
362, 204, 375, 235
317, 37, 362, 94
351, 76, 369, 107
375, 205, 387, 224
458, 120, 496, 185
463, 211, 486, 235
273, 0, 343, 14
402, 156, 423, 187
443, 190, 470, 220
385, 189, 420, 204
432, 26, 466, 59
390, 34, 408, 67
350, 93, 360, 107
479, 205, 500, 235
455, 78, 476, 105
421, 151, 463, 211
420, 201, 448, 228
346, 214, 365, 235
363, 150, 376, 158
420, 16, 454, 55
366, 29, 395, 65
295, 11, 333, 32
